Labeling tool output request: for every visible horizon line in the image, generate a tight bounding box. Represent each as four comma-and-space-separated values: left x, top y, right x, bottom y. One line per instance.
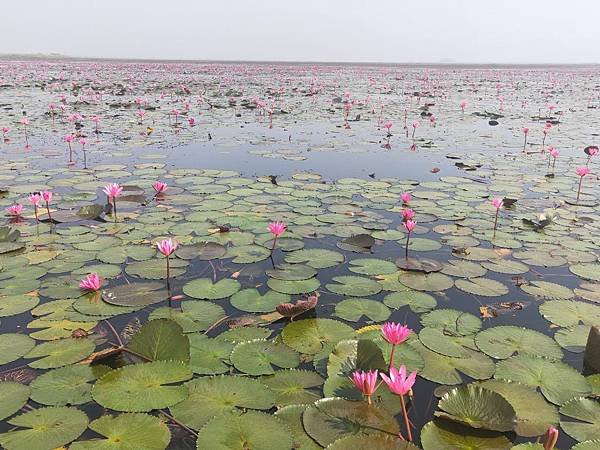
0, 53, 599, 67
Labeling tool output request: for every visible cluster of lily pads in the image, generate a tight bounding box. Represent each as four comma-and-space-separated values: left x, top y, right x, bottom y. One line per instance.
0, 61, 599, 449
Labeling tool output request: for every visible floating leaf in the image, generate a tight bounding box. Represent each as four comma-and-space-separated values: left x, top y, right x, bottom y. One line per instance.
435, 385, 515, 432
475, 326, 563, 360
398, 272, 454, 291
176, 241, 226, 260
540, 300, 600, 327
266, 263, 317, 281
554, 325, 590, 353
455, 278, 509, 297
419, 327, 476, 357
182, 278, 241, 299
282, 319, 355, 356
102, 282, 168, 307
70, 413, 171, 450
230, 339, 299, 375
520, 281, 573, 300
127, 319, 190, 363
30, 365, 110, 406
494, 355, 591, 405
560, 397, 600, 442
230, 288, 290, 312
26, 338, 95, 369
421, 309, 482, 336
335, 298, 390, 322
149, 301, 225, 333
348, 258, 397, 275
0, 407, 88, 450
92, 361, 192, 412
326, 276, 382, 297
196, 410, 292, 450
479, 379, 559, 437
0, 333, 35, 365
0, 294, 39, 317
285, 248, 344, 268
169, 375, 274, 430
274, 405, 321, 450
302, 398, 400, 447
0, 382, 30, 421
261, 369, 324, 406
420, 420, 511, 450
267, 277, 321, 294
383, 291, 437, 313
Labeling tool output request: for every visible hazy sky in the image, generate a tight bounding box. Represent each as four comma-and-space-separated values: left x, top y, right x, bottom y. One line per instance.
2, 0, 599, 63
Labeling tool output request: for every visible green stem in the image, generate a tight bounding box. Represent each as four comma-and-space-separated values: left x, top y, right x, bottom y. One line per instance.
399, 394, 413, 442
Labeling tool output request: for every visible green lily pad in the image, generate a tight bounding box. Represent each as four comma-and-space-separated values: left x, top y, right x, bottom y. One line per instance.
560, 397, 600, 442
26, 338, 96, 369
421, 309, 482, 336
0, 294, 39, 317
274, 405, 321, 450
435, 385, 516, 432
267, 277, 321, 295
0, 382, 30, 421
494, 355, 591, 405
69, 413, 171, 450
326, 435, 420, 449
282, 319, 355, 355
260, 369, 324, 406
302, 398, 400, 447
326, 275, 382, 297
230, 288, 290, 312
226, 244, 271, 263
230, 339, 300, 375
475, 326, 563, 360
189, 334, 233, 375
383, 291, 437, 313
127, 319, 190, 363
149, 301, 225, 333
479, 379, 559, 437
442, 260, 488, 278
419, 327, 476, 357
176, 241, 226, 260
348, 258, 398, 275
420, 420, 511, 450
169, 375, 274, 430
0, 407, 89, 450
266, 263, 317, 281
30, 365, 110, 406
182, 278, 241, 299
455, 278, 509, 297
554, 325, 590, 353
92, 361, 192, 412
0, 333, 35, 365
540, 300, 600, 327
196, 410, 292, 450
480, 259, 529, 275
285, 248, 344, 268
125, 258, 188, 280
570, 263, 600, 282
521, 281, 574, 300
102, 282, 168, 307
398, 271, 454, 291
335, 298, 391, 322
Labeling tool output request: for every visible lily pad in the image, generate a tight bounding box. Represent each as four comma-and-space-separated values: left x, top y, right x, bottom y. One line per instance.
196, 410, 292, 450
435, 385, 516, 432
127, 319, 190, 363
69, 413, 171, 450
335, 298, 391, 322
102, 282, 168, 307
383, 291, 437, 313
92, 361, 192, 412
455, 278, 509, 297
169, 375, 274, 430
0, 382, 30, 421
421, 309, 482, 336
282, 319, 355, 356
230, 288, 290, 313
260, 369, 324, 406
0, 333, 35, 365
285, 248, 344, 268
420, 420, 511, 450
182, 278, 241, 300
230, 339, 300, 375
0, 407, 88, 450
26, 338, 95, 369
30, 365, 110, 406
539, 300, 600, 327
494, 354, 591, 405
475, 326, 563, 360
560, 397, 600, 442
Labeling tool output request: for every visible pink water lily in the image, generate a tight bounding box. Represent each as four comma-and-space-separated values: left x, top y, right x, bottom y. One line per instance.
28, 193, 41, 221
576, 167, 591, 201
2, 126, 8, 140
400, 192, 412, 205
153, 181, 168, 194
403, 219, 416, 259
522, 127, 529, 151
459, 99, 467, 113
156, 238, 178, 287
491, 198, 503, 237
401, 208, 415, 221
380, 365, 417, 441
350, 370, 379, 405
381, 322, 411, 370
6, 204, 23, 217
103, 183, 123, 222
41, 190, 53, 221
383, 121, 392, 137
79, 273, 102, 291
542, 426, 559, 450
268, 221, 286, 251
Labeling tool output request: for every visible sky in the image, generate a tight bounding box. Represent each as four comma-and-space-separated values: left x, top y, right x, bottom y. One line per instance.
2, 0, 599, 64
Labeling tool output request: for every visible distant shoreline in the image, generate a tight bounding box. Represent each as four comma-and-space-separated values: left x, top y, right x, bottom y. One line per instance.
0, 54, 598, 69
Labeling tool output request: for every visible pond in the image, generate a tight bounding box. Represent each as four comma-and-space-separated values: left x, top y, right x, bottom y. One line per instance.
0, 60, 598, 450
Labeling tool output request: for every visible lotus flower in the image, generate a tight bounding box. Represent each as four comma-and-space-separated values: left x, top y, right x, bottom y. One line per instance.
41, 190, 53, 221
153, 181, 168, 194
403, 220, 416, 259
576, 167, 591, 201
401, 208, 415, 221
156, 238, 178, 287
400, 192, 412, 205
542, 426, 559, 450
350, 370, 379, 405
380, 365, 417, 441
79, 273, 102, 291
381, 322, 411, 346
103, 183, 123, 221
6, 204, 23, 217
491, 198, 503, 237
268, 221, 286, 251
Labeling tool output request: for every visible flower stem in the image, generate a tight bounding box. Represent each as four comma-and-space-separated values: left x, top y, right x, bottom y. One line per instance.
399, 394, 412, 441
45, 201, 52, 222
493, 209, 499, 238
405, 233, 410, 259
113, 198, 118, 222
389, 344, 396, 371
271, 236, 278, 252
577, 177, 583, 201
